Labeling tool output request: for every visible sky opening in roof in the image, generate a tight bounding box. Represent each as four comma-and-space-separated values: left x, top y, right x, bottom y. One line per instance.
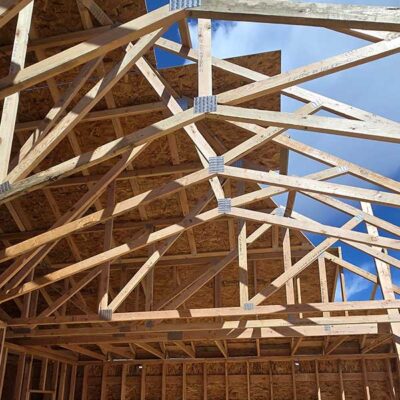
145, 0, 400, 301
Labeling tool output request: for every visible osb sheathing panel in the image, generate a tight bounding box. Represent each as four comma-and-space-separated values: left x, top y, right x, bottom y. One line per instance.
80, 360, 395, 400
0, 50, 281, 262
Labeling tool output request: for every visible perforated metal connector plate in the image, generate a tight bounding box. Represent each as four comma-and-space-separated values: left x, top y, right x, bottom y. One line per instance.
170, 0, 201, 10
209, 156, 224, 173
99, 308, 113, 321
194, 95, 217, 113
0, 181, 11, 194
218, 198, 231, 214
177, 97, 189, 110
243, 302, 254, 311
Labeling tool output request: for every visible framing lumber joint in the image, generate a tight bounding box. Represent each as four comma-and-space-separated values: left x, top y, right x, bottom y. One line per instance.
0, 181, 11, 194
209, 156, 225, 173
218, 198, 231, 214
194, 95, 217, 113
170, 0, 201, 10
99, 308, 113, 321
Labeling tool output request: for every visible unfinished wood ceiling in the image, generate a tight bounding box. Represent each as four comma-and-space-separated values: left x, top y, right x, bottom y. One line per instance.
0, 0, 399, 399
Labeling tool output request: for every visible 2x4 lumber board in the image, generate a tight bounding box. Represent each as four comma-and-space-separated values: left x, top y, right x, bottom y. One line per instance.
135, 57, 224, 199
76, 0, 154, 224
10, 57, 102, 171
318, 257, 330, 317
5, 342, 77, 363
69, 365, 77, 400
188, 1, 400, 31
0, 207, 219, 304
7, 29, 165, 184
229, 207, 400, 251
0, 148, 147, 289
178, 17, 192, 48
12, 325, 383, 346
136, 343, 164, 359
238, 218, 249, 306
156, 37, 400, 126
120, 364, 128, 400
61, 345, 106, 361
324, 253, 400, 296
133, 58, 199, 248
98, 181, 116, 311
291, 209, 400, 270
81, 365, 89, 400
0, 168, 214, 262
108, 236, 184, 311
216, 36, 400, 106
0, 0, 32, 29
198, 18, 212, 96
361, 202, 400, 361
108, 191, 213, 312
140, 365, 146, 400
211, 106, 400, 143
0, 5, 186, 99
339, 361, 346, 400
303, 192, 400, 238
0, 345, 8, 397
0, 108, 206, 205
12, 314, 400, 340
157, 170, 338, 309
0, 0, 33, 181
11, 299, 399, 327
221, 166, 400, 207
14, 102, 166, 133
249, 216, 362, 305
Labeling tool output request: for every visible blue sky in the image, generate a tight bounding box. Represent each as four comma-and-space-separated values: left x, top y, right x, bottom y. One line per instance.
146, 0, 400, 301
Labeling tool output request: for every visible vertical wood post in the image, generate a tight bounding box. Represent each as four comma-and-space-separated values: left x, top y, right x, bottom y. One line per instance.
0, 1, 34, 181
361, 202, 400, 362
140, 365, 146, 400
69, 365, 77, 400
81, 365, 89, 400
198, 19, 212, 97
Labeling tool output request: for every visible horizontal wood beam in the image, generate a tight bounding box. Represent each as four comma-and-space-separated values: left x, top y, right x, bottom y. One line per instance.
221, 166, 400, 207
189, 1, 400, 31
8, 300, 400, 327
8, 314, 400, 340
211, 106, 400, 143
14, 101, 165, 132
228, 207, 400, 251
9, 325, 383, 346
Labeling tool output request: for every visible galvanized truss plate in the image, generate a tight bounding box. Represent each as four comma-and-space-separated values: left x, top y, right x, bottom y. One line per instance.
243, 302, 255, 311
194, 95, 217, 113
208, 156, 225, 173
170, 0, 201, 10
0, 181, 11, 194
218, 198, 231, 214
99, 308, 113, 321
